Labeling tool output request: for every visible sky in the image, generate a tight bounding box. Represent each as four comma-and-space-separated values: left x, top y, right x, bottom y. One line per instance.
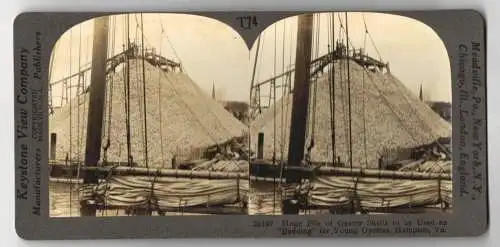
49, 12, 451, 106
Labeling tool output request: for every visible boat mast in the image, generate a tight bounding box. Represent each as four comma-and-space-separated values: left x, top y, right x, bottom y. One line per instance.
286, 14, 314, 168
80, 16, 109, 216
283, 14, 314, 214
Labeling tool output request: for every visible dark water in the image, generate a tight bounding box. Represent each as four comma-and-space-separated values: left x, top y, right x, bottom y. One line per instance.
49, 181, 223, 217
248, 181, 283, 215
49, 182, 81, 217
49, 181, 148, 217
50, 180, 286, 216
50, 180, 449, 217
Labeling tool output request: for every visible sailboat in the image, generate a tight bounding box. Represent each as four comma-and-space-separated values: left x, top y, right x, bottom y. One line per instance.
49, 14, 250, 217
247, 13, 452, 215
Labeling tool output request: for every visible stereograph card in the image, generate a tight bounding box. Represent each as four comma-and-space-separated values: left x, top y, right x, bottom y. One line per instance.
13, 10, 487, 239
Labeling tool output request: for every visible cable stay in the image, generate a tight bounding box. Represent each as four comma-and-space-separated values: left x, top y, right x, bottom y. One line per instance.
139, 14, 150, 169
362, 13, 382, 62
305, 13, 321, 163
68, 28, 74, 165
273, 24, 278, 165
102, 16, 117, 165
124, 14, 133, 167
48, 41, 58, 114
68, 28, 74, 216
345, 12, 353, 171
361, 14, 369, 168
327, 12, 336, 166
249, 34, 262, 118
157, 15, 166, 167
279, 19, 288, 161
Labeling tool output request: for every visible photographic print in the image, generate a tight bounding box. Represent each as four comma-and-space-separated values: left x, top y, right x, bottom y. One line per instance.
48, 13, 251, 217
48, 12, 453, 217
247, 12, 452, 215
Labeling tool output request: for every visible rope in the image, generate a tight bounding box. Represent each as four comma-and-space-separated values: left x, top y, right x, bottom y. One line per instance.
281, 19, 294, 150
312, 14, 321, 149
76, 24, 83, 162
272, 24, 278, 213
288, 21, 294, 88
327, 24, 334, 164
362, 13, 382, 61
68, 29, 73, 163
48, 41, 58, 112
387, 73, 450, 157
147, 169, 160, 214
132, 16, 146, 167
157, 16, 166, 167
336, 14, 357, 57
277, 20, 292, 193
250, 34, 263, 116
134, 14, 140, 44
273, 24, 277, 165
280, 19, 287, 161
335, 13, 351, 164
248, 35, 261, 165
101, 165, 118, 214
363, 70, 422, 146
160, 65, 237, 151
98, 25, 112, 167
345, 12, 353, 171
133, 20, 236, 148
256, 36, 266, 113
68, 28, 74, 216
60, 79, 66, 106
140, 14, 149, 169
103, 16, 116, 164
131, 17, 231, 152
305, 14, 320, 162
157, 65, 220, 146
351, 177, 359, 212
361, 19, 369, 168
330, 12, 336, 163
124, 14, 133, 166
161, 21, 185, 72
75, 32, 90, 188
363, 15, 442, 168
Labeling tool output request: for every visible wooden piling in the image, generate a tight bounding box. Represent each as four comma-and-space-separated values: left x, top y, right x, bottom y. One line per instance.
50, 133, 56, 160
257, 132, 264, 159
